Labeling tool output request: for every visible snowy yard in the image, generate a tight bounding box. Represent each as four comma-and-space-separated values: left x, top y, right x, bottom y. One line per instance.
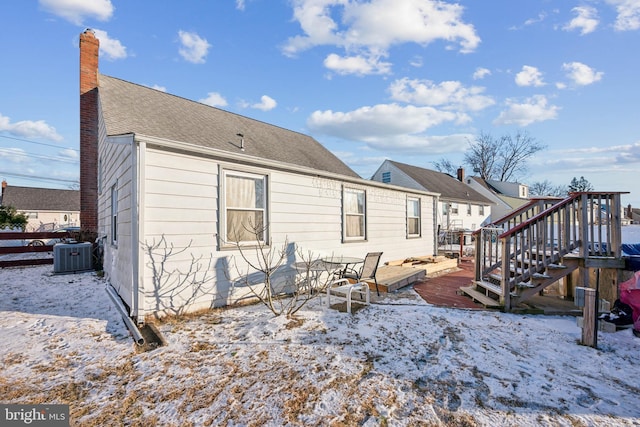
1, 264, 639, 426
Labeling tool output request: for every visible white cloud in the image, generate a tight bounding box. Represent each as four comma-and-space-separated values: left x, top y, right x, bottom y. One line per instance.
251, 95, 277, 111
409, 55, 423, 68
307, 103, 459, 142
472, 67, 491, 80
39, 0, 114, 25
283, 0, 479, 75
493, 95, 560, 126
562, 62, 603, 86
236, 0, 245, 11
606, 0, 640, 31
93, 29, 127, 60
178, 31, 211, 64
563, 6, 599, 35
515, 65, 545, 87
388, 78, 495, 112
323, 53, 392, 76
151, 85, 167, 92
0, 147, 30, 164
59, 148, 79, 159
199, 92, 228, 107
0, 113, 63, 142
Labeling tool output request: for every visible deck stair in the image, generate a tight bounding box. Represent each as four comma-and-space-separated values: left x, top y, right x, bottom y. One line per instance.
460, 192, 626, 311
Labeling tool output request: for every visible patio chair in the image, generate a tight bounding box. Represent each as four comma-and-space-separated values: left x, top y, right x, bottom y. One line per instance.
342, 251, 383, 296
326, 278, 370, 314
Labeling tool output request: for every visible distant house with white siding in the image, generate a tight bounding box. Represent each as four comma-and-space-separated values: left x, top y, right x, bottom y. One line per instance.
0, 181, 79, 231
463, 176, 531, 223
79, 30, 439, 321
371, 160, 493, 233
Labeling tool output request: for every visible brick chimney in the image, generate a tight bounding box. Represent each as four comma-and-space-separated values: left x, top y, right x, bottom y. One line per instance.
79, 29, 99, 233
457, 167, 465, 182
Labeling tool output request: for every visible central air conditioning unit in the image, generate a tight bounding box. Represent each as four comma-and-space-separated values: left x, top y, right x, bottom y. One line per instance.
53, 242, 93, 274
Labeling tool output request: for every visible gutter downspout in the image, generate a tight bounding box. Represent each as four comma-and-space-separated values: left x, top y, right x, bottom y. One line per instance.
106, 285, 144, 345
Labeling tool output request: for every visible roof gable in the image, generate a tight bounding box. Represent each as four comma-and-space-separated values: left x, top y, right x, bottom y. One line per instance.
1, 186, 80, 211
98, 75, 360, 178
388, 160, 493, 204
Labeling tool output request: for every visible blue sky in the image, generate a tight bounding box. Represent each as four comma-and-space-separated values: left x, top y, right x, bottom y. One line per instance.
1, 0, 640, 206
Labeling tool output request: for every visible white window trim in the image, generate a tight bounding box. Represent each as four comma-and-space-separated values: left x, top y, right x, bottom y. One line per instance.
342, 186, 367, 242
407, 197, 421, 238
111, 182, 118, 245
220, 168, 269, 248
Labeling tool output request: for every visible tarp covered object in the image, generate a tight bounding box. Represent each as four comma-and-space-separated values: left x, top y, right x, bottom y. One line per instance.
620, 270, 640, 331
622, 243, 640, 271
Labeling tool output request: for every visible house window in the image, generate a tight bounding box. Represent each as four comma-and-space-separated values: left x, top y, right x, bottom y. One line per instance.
442, 203, 448, 215
111, 183, 118, 244
467, 203, 472, 215
224, 170, 267, 244
343, 187, 366, 240
479, 205, 485, 216
407, 197, 421, 237
450, 203, 459, 215
382, 171, 391, 183
27, 212, 38, 219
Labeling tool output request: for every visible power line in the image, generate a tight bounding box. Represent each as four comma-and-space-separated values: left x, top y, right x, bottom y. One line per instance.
0, 171, 79, 185
0, 148, 79, 164
0, 134, 79, 152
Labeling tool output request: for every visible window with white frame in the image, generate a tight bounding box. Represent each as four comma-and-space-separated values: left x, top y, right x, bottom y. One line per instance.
467, 203, 472, 215
224, 170, 267, 244
479, 205, 485, 216
111, 183, 118, 244
343, 187, 366, 240
442, 203, 448, 215
450, 203, 459, 215
407, 197, 421, 237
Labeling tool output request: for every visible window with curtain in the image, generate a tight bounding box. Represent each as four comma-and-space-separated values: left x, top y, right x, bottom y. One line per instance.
225, 171, 267, 243
407, 197, 421, 237
343, 187, 366, 240
111, 183, 118, 245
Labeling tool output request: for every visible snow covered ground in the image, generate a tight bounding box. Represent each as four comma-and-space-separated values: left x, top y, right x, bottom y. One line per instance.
1, 264, 639, 426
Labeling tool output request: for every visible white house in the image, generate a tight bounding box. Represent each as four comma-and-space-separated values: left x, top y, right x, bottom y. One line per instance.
0, 181, 80, 231
79, 30, 439, 321
371, 160, 493, 234
464, 176, 531, 223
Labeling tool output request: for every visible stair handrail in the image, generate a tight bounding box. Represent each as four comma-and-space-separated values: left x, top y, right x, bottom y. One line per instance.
475, 192, 626, 310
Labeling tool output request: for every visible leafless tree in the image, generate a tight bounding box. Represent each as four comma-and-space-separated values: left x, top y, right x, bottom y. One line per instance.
432, 158, 458, 176
529, 180, 568, 197
226, 221, 334, 317
464, 131, 546, 182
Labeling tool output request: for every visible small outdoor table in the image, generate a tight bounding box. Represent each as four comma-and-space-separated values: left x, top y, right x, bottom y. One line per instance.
320, 256, 364, 279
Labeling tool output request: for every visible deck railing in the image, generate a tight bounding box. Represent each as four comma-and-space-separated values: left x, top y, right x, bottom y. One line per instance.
474, 192, 624, 309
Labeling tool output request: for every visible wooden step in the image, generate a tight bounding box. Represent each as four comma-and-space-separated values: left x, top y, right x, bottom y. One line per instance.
460, 286, 502, 308
473, 280, 501, 296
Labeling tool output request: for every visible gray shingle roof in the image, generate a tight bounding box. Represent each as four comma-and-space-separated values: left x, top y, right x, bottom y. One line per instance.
98, 75, 360, 178
1, 186, 80, 211
388, 160, 493, 204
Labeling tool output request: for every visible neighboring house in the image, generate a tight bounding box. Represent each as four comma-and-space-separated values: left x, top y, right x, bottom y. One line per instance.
79, 30, 439, 321
625, 205, 640, 224
0, 180, 80, 231
370, 160, 493, 233
464, 176, 531, 224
